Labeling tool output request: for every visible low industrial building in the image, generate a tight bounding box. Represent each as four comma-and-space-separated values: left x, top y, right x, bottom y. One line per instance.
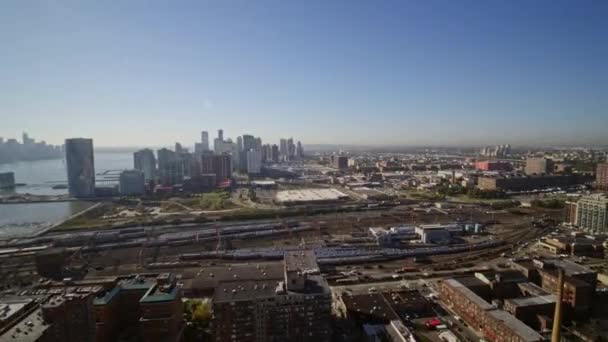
537, 236, 605, 257
415, 224, 454, 244
275, 188, 349, 205
510, 259, 597, 318
477, 174, 593, 191
438, 278, 545, 342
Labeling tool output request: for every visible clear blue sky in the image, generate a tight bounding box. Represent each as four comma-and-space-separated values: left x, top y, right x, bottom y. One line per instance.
1, 0, 606, 147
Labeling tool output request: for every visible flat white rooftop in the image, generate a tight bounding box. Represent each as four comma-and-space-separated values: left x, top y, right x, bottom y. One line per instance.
275, 188, 349, 203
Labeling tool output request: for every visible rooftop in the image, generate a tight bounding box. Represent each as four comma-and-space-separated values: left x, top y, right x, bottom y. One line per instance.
182, 262, 284, 292
213, 280, 279, 303
341, 293, 399, 322
275, 188, 349, 203
140, 282, 179, 303
0, 308, 48, 342
505, 295, 556, 307
486, 309, 544, 342
0, 298, 34, 324
545, 259, 595, 277
443, 278, 495, 310
284, 250, 320, 274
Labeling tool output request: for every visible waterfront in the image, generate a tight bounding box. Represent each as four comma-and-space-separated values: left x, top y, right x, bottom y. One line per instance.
0, 201, 95, 239
0, 152, 133, 196
0, 152, 132, 238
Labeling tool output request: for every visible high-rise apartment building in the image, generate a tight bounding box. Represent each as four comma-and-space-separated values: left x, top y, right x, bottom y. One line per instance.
157, 148, 186, 186
575, 194, 608, 233
596, 163, 608, 190
133, 148, 156, 182
212, 251, 332, 342
246, 149, 262, 175
200, 153, 232, 184
525, 157, 554, 175
65, 138, 95, 197
271, 144, 280, 163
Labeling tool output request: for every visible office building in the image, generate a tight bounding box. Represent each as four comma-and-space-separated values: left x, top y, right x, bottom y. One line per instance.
247, 149, 262, 175
525, 157, 554, 175
597, 163, 608, 190
65, 138, 95, 197
575, 194, 608, 233
119, 170, 145, 196
212, 251, 332, 342
133, 149, 156, 182
201, 131, 209, 151
296, 141, 304, 158
0, 171, 15, 189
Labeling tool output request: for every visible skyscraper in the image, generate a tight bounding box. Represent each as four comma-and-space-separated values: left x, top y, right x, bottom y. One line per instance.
279, 138, 288, 161
134, 149, 156, 182
271, 144, 280, 163
65, 138, 95, 197
287, 138, 295, 160
296, 141, 304, 158
201, 131, 209, 151
214, 129, 225, 154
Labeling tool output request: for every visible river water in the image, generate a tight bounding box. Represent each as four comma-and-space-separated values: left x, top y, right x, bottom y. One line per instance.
0, 152, 132, 239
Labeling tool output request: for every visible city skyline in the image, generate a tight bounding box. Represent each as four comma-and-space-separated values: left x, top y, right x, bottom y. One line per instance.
1, 1, 607, 147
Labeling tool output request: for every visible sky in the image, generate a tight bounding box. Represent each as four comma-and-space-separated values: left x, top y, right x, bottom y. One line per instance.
0, 0, 606, 148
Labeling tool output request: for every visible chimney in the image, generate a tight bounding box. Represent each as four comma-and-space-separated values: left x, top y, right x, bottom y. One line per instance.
551, 269, 565, 342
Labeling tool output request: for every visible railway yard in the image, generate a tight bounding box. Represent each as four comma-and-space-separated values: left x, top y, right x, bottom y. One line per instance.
0, 201, 562, 290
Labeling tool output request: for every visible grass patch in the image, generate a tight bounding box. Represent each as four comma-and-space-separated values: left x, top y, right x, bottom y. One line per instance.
188, 191, 236, 210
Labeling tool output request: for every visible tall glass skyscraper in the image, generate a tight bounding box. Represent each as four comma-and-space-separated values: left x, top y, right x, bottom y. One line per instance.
65, 138, 95, 197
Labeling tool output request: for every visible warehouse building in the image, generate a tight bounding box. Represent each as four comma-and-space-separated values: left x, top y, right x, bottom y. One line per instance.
275, 188, 349, 205
438, 278, 545, 342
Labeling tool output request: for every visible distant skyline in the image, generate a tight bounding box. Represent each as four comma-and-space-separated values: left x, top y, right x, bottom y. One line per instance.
1, 0, 607, 147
